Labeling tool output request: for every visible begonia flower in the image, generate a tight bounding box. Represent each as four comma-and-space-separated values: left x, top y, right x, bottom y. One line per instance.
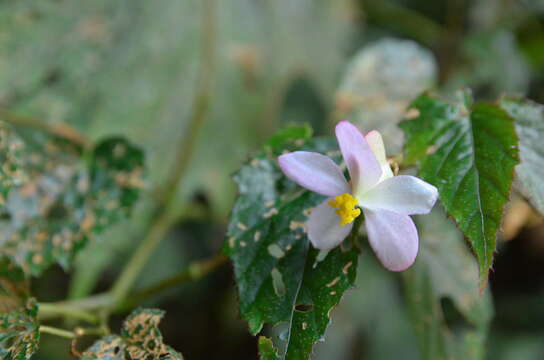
278, 121, 438, 271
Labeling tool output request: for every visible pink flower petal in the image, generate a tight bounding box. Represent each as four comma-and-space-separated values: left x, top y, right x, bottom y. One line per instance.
365, 209, 418, 271
278, 151, 350, 196
360, 175, 438, 215
307, 199, 353, 251
335, 121, 382, 194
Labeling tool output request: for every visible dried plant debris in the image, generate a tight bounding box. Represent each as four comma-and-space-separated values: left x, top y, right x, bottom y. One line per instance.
0, 127, 145, 276
81, 308, 183, 360
0, 258, 40, 360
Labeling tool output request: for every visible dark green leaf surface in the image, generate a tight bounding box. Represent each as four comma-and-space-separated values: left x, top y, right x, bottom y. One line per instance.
225, 128, 359, 359
400, 92, 519, 286
82, 308, 183, 360
0, 258, 40, 360
500, 97, 544, 214
0, 128, 144, 275
404, 210, 493, 360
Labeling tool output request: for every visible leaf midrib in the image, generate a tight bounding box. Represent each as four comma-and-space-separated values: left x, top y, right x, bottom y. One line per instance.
465, 113, 488, 269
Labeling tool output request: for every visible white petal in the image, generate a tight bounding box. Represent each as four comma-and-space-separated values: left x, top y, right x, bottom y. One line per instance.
365, 209, 418, 271
360, 175, 438, 215
365, 130, 393, 181
335, 121, 382, 194
307, 199, 353, 251
278, 151, 350, 196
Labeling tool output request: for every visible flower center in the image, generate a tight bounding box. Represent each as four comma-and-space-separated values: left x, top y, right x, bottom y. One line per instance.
328, 193, 361, 227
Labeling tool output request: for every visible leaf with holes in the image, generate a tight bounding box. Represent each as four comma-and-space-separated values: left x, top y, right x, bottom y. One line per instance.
400, 91, 519, 287
0, 126, 145, 275
81, 308, 183, 360
500, 97, 544, 215
403, 209, 493, 360
0, 257, 40, 360
225, 128, 359, 359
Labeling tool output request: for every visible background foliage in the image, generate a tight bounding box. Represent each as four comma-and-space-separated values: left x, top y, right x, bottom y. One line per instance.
1, 0, 544, 359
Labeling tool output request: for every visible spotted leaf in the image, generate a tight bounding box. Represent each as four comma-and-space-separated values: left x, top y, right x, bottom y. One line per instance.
225, 126, 359, 359
0, 258, 40, 360
0, 126, 145, 276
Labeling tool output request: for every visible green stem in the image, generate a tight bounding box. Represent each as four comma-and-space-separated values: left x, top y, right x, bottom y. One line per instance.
39, 253, 227, 319
0, 109, 90, 148
109, 213, 176, 307
41, 293, 112, 312
74, 326, 108, 337
39, 325, 75, 339
38, 303, 99, 323
120, 253, 228, 310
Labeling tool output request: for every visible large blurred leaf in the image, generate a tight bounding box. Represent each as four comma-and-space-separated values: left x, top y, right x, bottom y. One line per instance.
0, 0, 356, 299
0, 127, 144, 275
225, 127, 359, 359
404, 210, 493, 360
0, 258, 39, 360
400, 92, 519, 286
0, 0, 355, 218
81, 308, 183, 360
500, 97, 544, 215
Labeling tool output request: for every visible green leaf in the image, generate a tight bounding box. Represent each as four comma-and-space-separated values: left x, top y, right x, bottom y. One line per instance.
403, 210, 493, 360
82, 308, 183, 360
0, 122, 27, 208
0, 127, 145, 275
500, 97, 544, 215
88, 137, 145, 233
225, 130, 359, 359
264, 124, 313, 153
259, 337, 280, 360
0, 258, 40, 360
400, 91, 519, 287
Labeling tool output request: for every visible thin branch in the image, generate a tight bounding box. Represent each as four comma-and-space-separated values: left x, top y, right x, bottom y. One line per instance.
109, 212, 176, 307
39, 325, 75, 339
39, 253, 227, 318
40, 293, 112, 312
38, 303, 99, 323
0, 109, 90, 148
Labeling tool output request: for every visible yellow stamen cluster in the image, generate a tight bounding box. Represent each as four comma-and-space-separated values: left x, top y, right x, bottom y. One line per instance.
328, 193, 361, 226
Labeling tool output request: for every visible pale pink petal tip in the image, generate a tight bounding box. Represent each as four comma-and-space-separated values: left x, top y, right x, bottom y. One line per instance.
365, 209, 419, 272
